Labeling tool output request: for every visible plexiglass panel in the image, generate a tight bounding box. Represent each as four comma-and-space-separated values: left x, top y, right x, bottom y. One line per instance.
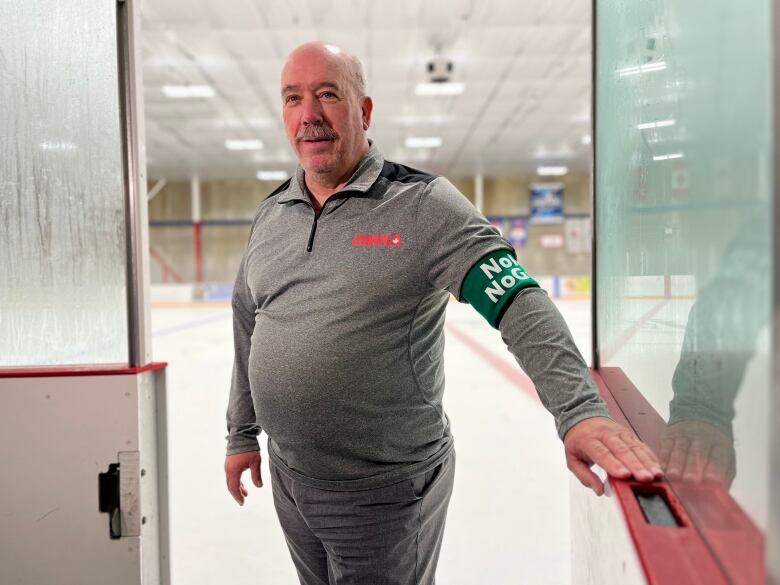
596, 0, 771, 560
0, 0, 128, 365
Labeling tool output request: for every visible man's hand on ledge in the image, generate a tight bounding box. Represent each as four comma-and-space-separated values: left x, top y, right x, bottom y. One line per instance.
225, 450, 263, 506
563, 417, 664, 496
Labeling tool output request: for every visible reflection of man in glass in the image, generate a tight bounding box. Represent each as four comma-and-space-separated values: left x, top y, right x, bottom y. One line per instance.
661, 216, 768, 488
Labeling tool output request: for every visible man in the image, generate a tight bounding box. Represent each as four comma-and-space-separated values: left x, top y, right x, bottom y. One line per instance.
225, 41, 662, 585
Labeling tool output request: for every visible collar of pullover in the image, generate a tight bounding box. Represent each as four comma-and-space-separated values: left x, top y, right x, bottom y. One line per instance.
276, 141, 384, 208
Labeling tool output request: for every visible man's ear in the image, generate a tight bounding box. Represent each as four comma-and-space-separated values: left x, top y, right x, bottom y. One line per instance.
361, 95, 373, 131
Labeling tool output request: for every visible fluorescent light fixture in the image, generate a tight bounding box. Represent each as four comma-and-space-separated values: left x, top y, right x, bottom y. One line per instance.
637, 119, 676, 130
617, 61, 667, 77
215, 119, 242, 128
40, 141, 77, 151
581, 134, 592, 145
162, 84, 215, 98
653, 153, 684, 161
397, 115, 448, 126
534, 145, 574, 160
415, 82, 465, 96
252, 152, 294, 164
537, 166, 569, 176
256, 170, 289, 181
405, 137, 443, 148
225, 139, 263, 151
248, 118, 274, 128
403, 152, 432, 162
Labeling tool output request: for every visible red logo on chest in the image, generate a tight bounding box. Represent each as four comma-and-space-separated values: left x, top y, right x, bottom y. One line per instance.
351, 233, 402, 247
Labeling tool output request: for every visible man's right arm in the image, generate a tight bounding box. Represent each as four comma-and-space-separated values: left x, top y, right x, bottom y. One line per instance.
225, 253, 261, 455
225, 252, 264, 505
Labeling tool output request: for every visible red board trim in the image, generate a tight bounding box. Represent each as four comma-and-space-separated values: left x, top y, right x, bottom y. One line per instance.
193, 221, 203, 284
592, 368, 765, 585
0, 361, 167, 378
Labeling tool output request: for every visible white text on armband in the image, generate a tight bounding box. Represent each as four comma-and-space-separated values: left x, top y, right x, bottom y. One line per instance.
479, 256, 531, 303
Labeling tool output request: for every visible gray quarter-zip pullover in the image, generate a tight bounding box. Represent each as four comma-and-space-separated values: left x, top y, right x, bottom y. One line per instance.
226, 143, 609, 490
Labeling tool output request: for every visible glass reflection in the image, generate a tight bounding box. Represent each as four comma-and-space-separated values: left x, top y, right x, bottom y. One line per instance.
596, 0, 771, 576
664, 214, 769, 490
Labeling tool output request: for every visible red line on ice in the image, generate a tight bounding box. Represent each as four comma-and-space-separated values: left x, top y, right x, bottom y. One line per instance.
444, 322, 540, 404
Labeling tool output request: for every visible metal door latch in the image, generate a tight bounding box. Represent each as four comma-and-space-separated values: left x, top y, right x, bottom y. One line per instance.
98, 452, 141, 539
98, 463, 121, 539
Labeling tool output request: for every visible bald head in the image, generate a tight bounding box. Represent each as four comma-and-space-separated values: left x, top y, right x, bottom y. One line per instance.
283, 42, 366, 97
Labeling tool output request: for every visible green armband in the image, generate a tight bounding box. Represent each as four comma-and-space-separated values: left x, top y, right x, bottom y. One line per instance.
460, 249, 539, 328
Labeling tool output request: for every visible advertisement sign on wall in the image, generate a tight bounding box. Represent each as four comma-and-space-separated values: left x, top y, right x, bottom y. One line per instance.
508, 218, 528, 246
530, 183, 564, 223
565, 218, 592, 253
540, 233, 564, 248
488, 217, 509, 238
488, 216, 527, 247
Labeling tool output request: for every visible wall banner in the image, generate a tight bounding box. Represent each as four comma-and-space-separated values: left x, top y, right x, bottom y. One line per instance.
488, 217, 509, 238
508, 218, 528, 246
530, 183, 564, 223
565, 218, 592, 253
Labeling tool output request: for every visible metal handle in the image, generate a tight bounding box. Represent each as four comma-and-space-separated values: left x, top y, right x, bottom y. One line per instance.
98, 463, 122, 539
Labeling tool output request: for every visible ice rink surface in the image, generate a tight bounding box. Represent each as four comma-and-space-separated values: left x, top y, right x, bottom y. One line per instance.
151, 297, 592, 585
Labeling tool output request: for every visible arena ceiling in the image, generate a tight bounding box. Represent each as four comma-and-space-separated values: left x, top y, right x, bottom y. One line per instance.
140, 0, 593, 181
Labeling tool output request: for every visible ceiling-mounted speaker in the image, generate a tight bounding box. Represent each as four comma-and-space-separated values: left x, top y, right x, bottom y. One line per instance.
426, 56, 454, 83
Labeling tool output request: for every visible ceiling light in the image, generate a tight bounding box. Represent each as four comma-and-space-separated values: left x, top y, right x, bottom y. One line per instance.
162, 84, 215, 98
40, 141, 77, 151
251, 152, 293, 163
415, 82, 465, 96
256, 171, 289, 181
225, 139, 263, 151
581, 135, 592, 145
402, 152, 432, 162
214, 118, 273, 129
534, 146, 573, 160
653, 153, 684, 161
537, 166, 569, 176
248, 118, 274, 128
637, 119, 676, 130
396, 115, 448, 126
617, 62, 667, 77
215, 119, 242, 128
405, 137, 443, 148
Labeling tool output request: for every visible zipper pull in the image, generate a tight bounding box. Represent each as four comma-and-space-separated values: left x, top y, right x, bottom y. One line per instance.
306, 215, 318, 252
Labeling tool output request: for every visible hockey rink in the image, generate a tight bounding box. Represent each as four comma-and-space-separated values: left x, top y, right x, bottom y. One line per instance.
151, 297, 592, 585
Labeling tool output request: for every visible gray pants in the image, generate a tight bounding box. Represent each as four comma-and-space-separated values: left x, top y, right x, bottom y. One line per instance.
269, 451, 455, 585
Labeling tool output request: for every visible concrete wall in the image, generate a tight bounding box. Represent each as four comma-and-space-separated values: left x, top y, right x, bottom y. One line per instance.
148, 175, 592, 284
148, 180, 280, 283
148, 180, 282, 220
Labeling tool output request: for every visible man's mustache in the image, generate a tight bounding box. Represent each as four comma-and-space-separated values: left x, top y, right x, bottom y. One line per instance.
297, 124, 338, 142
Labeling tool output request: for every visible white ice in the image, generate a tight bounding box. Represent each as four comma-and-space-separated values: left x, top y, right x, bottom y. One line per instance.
152, 298, 592, 585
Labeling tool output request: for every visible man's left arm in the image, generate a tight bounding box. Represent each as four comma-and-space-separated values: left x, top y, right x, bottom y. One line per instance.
495, 286, 663, 495
415, 177, 662, 495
